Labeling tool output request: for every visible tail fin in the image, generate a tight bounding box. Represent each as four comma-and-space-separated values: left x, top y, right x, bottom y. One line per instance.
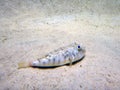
18, 61, 30, 69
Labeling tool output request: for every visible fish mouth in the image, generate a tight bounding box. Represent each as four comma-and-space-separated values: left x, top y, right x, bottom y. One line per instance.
78, 47, 86, 53
82, 48, 86, 53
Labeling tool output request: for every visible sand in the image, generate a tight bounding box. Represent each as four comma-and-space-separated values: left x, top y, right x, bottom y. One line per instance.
0, 0, 120, 90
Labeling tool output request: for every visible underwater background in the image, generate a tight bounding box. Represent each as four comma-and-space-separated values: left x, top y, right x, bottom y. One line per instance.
0, 0, 120, 90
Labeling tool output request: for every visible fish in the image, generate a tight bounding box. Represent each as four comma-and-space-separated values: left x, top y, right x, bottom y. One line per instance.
18, 42, 85, 69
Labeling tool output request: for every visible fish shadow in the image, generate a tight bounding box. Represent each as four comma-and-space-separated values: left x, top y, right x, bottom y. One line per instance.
32, 56, 85, 69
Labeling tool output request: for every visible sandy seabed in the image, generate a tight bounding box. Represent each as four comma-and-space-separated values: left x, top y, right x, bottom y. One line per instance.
0, 0, 120, 90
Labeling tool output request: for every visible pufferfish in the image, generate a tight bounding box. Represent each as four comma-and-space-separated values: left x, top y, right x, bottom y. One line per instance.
18, 42, 85, 69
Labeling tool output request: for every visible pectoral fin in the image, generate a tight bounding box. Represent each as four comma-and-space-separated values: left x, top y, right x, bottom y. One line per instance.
69, 59, 72, 66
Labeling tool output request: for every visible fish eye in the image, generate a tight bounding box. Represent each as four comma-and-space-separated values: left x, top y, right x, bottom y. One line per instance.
78, 45, 80, 48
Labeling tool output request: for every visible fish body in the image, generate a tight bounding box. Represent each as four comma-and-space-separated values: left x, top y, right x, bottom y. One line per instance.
18, 42, 85, 68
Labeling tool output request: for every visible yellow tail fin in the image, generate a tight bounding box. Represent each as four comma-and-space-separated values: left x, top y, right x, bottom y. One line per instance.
18, 61, 30, 69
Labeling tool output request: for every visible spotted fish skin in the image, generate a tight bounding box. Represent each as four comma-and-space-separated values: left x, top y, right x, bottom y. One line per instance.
31, 42, 85, 67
